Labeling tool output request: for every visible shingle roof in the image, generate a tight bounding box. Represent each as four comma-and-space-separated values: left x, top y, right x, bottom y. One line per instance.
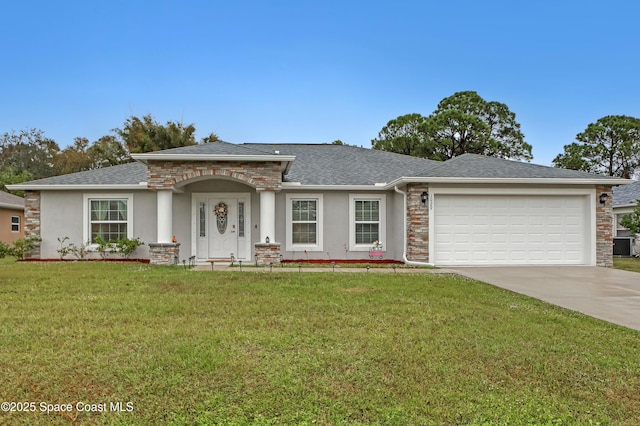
15, 162, 147, 186
244, 143, 441, 185
613, 180, 640, 206
149, 141, 275, 156
10, 143, 626, 187
0, 191, 24, 208
419, 153, 619, 179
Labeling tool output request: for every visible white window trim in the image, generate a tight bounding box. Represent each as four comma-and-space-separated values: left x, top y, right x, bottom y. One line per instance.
349, 194, 386, 252
11, 216, 20, 233
83, 193, 134, 246
285, 193, 323, 252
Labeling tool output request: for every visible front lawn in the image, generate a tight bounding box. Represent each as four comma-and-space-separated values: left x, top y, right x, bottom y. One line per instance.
614, 256, 640, 273
0, 261, 638, 425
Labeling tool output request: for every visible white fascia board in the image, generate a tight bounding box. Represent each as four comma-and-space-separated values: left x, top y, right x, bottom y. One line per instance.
281, 182, 388, 191
384, 176, 631, 189
0, 203, 24, 210
6, 183, 148, 191
132, 153, 296, 163
613, 203, 639, 209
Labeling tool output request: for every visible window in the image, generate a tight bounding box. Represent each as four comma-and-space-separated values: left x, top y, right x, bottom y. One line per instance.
286, 194, 323, 251
84, 194, 133, 243
199, 201, 206, 237
349, 194, 386, 251
11, 216, 20, 232
238, 201, 245, 237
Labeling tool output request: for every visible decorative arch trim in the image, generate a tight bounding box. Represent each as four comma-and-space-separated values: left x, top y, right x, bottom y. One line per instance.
146, 160, 283, 191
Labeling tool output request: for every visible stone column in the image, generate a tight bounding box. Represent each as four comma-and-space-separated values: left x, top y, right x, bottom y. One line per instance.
595, 184, 613, 267
254, 242, 282, 265
406, 184, 429, 262
24, 190, 41, 259
149, 189, 179, 265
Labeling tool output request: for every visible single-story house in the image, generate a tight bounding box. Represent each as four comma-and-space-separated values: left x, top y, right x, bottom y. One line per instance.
7, 142, 628, 266
612, 180, 640, 256
0, 191, 25, 244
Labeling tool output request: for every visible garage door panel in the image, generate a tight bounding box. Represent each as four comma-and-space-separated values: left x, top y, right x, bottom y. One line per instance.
434, 194, 588, 266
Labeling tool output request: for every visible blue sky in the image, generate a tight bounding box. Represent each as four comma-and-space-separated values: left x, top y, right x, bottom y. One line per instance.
1, 0, 638, 166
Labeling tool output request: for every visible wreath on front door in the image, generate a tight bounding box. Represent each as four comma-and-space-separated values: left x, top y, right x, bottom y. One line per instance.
214, 202, 228, 234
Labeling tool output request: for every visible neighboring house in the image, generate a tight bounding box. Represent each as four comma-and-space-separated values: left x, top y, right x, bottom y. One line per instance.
7, 142, 628, 266
612, 180, 640, 256
0, 191, 25, 244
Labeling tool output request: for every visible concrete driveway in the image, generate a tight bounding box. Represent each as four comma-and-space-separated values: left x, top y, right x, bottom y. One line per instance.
448, 266, 640, 331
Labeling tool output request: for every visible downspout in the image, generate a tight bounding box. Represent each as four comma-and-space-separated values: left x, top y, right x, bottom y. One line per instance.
394, 185, 434, 267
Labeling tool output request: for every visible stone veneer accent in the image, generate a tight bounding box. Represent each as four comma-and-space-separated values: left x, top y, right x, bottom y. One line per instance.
255, 243, 282, 265
595, 184, 613, 268
23, 190, 41, 259
149, 243, 180, 265
146, 160, 283, 191
406, 184, 429, 262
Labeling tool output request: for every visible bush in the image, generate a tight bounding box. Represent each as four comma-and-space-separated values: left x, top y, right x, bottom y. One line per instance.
9, 237, 42, 260
114, 237, 144, 258
94, 236, 116, 259
620, 200, 640, 235
70, 241, 90, 260
0, 241, 9, 258
94, 236, 144, 259
56, 236, 73, 260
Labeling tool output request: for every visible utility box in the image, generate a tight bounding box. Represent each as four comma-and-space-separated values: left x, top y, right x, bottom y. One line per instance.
613, 237, 634, 257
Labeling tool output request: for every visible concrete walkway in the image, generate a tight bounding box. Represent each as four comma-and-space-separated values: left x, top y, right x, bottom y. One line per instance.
449, 266, 640, 331
191, 263, 447, 274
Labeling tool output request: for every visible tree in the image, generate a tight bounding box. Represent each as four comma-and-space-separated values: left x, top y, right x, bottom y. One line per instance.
51, 135, 130, 175
200, 132, 221, 144
620, 200, 640, 235
331, 139, 344, 145
371, 113, 429, 156
53, 137, 93, 175
87, 135, 130, 168
0, 128, 59, 179
114, 114, 198, 154
372, 92, 532, 161
0, 167, 32, 196
553, 115, 640, 178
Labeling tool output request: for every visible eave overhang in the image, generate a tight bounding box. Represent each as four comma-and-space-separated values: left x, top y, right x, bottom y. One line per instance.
0, 202, 24, 210
131, 153, 296, 174
383, 176, 633, 189
6, 183, 149, 191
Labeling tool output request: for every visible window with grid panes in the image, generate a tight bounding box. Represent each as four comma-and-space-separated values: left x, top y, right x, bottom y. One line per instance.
90, 199, 128, 242
11, 216, 20, 232
355, 200, 380, 244
291, 199, 317, 244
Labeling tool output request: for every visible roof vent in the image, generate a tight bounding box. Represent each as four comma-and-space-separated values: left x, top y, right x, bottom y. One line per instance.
274, 150, 280, 154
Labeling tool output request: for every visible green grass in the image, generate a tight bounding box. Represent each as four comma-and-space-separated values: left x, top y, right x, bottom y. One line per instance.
613, 257, 640, 273
0, 259, 639, 425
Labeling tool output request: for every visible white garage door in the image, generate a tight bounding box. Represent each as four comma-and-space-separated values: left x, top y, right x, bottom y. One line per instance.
433, 195, 589, 266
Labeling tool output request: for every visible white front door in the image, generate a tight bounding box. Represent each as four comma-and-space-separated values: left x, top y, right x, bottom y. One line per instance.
194, 193, 250, 260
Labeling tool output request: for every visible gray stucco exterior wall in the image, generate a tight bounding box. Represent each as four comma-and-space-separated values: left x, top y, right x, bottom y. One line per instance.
39, 190, 156, 260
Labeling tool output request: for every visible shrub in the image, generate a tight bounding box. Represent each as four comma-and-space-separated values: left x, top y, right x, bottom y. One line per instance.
56, 236, 73, 260
0, 241, 9, 258
620, 200, 640, 235
94, 236, 116, 259
70, 241, 90, 260
114, 237, 144, 259
9, 237, 42, 260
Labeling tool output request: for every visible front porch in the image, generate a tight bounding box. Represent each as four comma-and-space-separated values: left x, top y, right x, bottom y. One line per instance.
141, 157, 290, 265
